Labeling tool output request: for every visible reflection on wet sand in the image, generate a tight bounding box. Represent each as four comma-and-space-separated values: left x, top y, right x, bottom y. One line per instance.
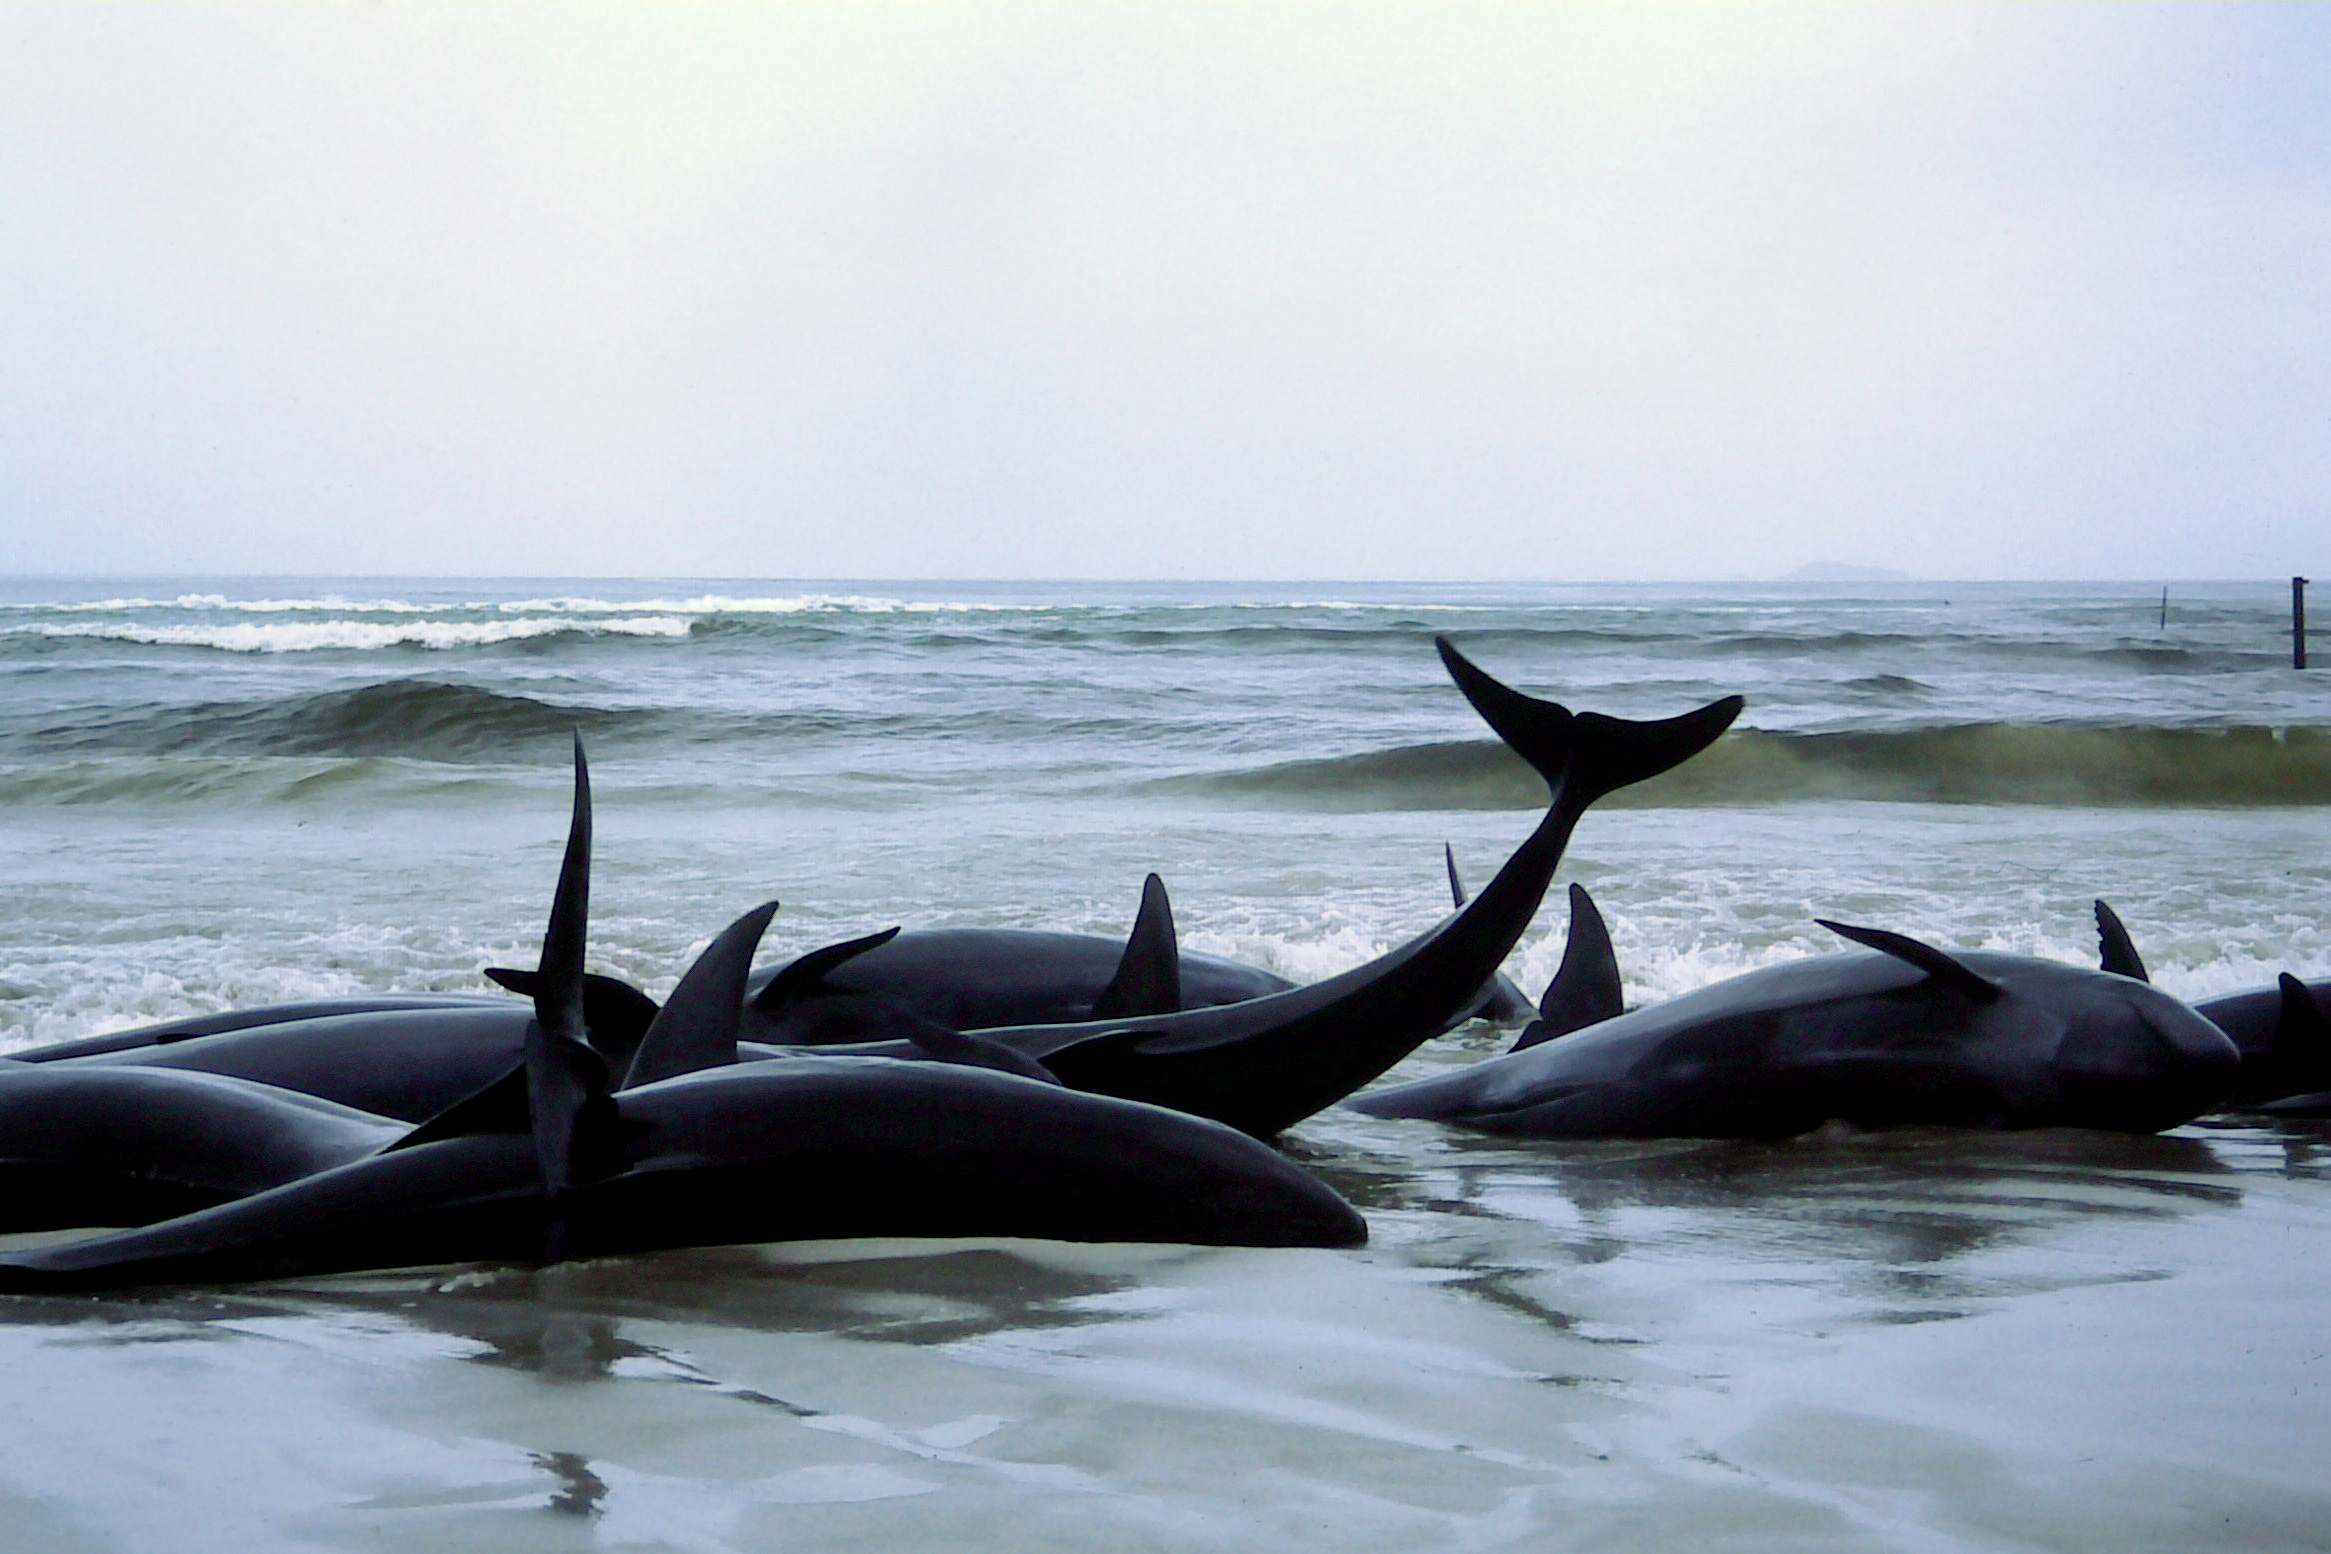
1299, 1109, 2265, 1337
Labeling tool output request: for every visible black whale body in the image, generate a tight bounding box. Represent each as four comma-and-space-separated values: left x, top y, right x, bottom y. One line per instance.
2192, 977, 2331, 1111
742, 927, 1297, 1042
0, 1058, 1367, 1292
0, 740, 1369, 1290
1350, 934, 2241, 1139
0, 1063, 401, 1231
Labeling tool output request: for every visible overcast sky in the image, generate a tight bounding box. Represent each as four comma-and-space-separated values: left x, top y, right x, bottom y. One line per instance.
1, 4, 2324, 580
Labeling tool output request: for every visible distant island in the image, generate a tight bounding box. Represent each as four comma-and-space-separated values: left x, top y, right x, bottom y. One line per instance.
1780, 563, 1913, 582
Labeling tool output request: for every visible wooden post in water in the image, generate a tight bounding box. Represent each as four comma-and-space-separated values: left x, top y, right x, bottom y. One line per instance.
2299, 577, 2311, 670
2159, 588, 2168, 633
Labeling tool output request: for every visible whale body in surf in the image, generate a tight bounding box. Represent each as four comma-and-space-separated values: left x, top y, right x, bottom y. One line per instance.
802, 639, 1741, 1137
0, 741, 1367, 1286
2085, 900, 2331, 1113
1350, 918, 2241, 1139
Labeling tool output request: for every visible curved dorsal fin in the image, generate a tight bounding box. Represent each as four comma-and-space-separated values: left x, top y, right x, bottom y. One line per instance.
1817, 919, 2001, 1002
1513, 884, 1624, 1052
1091, 873, 1181, 1021
748, 926, 903, 1013
1445, 844, 1467, 908
2278, 974, 2331, 1047
622, 901, 781, 1089
2094, 899, 2150, 983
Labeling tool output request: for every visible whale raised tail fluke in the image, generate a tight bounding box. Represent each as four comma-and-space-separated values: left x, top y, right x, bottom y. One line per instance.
1434, 637, 1742, 816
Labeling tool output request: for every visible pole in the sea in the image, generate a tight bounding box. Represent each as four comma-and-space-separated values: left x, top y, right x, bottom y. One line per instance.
2299, 576, 2311, 670
2159, 587, 2168, 633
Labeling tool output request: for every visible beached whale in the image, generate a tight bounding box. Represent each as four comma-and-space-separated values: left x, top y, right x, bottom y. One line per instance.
0, 1061, 402, 1231
0, 742, 1367, 1289
797, 639, 1742, 1137
2083, 900, 2331, 1112
1349, 917, 2242, 1138
2194, 976, 2331, 1112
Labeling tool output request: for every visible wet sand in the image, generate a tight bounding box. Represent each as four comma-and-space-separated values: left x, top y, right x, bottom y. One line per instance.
4, 1100, 2325, 1551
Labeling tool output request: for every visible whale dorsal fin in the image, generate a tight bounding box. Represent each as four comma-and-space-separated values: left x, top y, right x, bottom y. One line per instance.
483, 969, 664, 1069
1445, 844, 1467, 908
2094, 900, 2150, 983
622, 901, 781, 1089
748, 926, 903, 1013
1513, 884, 1624, 1052
897, 1011, 1062, 1085
2278, 974, 2331, 1051
1091, 873, 1181, 1021
1818, 919, 2001, 1002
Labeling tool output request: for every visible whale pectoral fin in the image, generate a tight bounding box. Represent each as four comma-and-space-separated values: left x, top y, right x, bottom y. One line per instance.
622, 901, 782, 1089
1817, 920, 2002, 1002
2094, 900, 2151, 983
747, 926, 903, 1013
486, 969, 664, 1069
1445, 844, 1467, 908
1514, 884, 1625, 1052
385, 1062, 532, 1151
1092, 873, 1182, 1021
899, 1013, 1062, 1085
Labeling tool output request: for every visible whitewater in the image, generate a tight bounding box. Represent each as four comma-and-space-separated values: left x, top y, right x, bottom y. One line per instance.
1, 576, 2327, 1551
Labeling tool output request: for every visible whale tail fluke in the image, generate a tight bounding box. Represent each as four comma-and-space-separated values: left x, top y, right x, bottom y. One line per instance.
622, 901, 781, 1089
1092, 873, 1182, 1021
2094, 900, 2150, 982
481, 969, 662, 1070
1434, 637, 1742, 815
523, 736, 613, 1262
1513, 884, 1625, 1052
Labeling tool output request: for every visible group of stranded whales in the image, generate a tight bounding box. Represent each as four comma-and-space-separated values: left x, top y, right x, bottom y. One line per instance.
0, 636, 2319, 1292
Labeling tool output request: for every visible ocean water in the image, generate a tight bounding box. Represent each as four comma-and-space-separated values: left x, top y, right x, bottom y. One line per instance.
1, 577, 2327, 1551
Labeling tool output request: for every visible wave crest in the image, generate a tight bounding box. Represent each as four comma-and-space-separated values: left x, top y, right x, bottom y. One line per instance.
1162, 724, 2331, 810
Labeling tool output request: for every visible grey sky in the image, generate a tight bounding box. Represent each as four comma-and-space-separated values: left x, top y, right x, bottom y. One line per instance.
1, 4, 2324, 580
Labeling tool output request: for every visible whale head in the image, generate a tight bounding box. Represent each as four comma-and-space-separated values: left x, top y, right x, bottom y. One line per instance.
2009, 963, 2242, 1132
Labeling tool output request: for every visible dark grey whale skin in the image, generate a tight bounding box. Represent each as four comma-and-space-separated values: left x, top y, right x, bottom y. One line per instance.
2193, 977, 2331, 1110
744, 931, 1296, 1042
1350, 948, 2241, 1139
0, 1063, 401, 1231
741, 927, 1530, 1047
0, 1057, 1366, 1294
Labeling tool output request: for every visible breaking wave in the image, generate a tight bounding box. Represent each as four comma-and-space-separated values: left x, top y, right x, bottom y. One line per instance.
1164, 724, 2331, 810
12, 616, 693, 652
19, 681, 649, 763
